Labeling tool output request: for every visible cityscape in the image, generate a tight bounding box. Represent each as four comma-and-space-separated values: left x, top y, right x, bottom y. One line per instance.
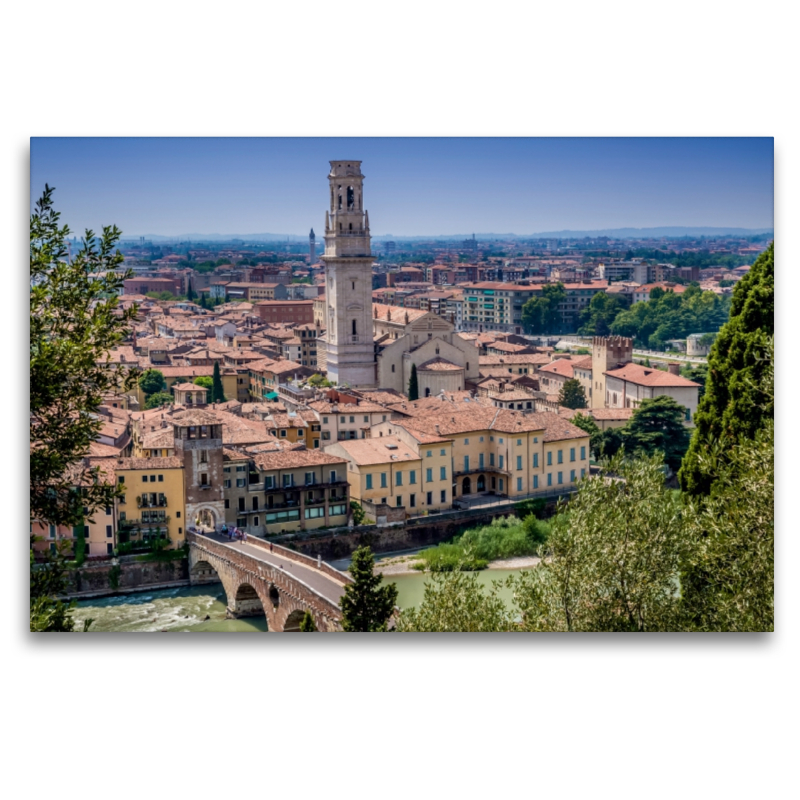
29, 138, 774, 633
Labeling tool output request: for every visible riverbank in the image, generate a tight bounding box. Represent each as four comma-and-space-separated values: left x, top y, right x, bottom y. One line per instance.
373, 552, 540, 576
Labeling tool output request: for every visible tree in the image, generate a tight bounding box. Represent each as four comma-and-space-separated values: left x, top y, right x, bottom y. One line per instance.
308, 373, 333, 388
396, 569, 515, 632
350, 500, 366, 526
194, 376, 213, 390
679, 243, 774, 496
570, 412, 603, 460
558, 378, 588, 409
299, 610, 317, 631
186, 283, 197, 301
680, 362, 709, 401
138, 368, 166, 397
30, 538, 92, 632
144, 391, 173, 409
30, 185, 138, 526
199, 293, 208, 309
521, 283, 566, 334
511, 453, 690, 632
211, 361, 226, 403
577, 292, 628, 336
339, 546, 398, 632
408, 363, 419, 401
623, 395, 691, 473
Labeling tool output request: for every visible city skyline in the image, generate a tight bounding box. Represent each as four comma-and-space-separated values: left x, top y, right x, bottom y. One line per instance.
30, 137, 774, 238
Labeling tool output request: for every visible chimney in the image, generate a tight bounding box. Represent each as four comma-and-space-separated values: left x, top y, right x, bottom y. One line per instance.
667, 362, 681, 376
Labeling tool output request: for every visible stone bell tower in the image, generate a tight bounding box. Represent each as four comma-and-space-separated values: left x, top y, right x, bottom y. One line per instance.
321, 160, 377, 388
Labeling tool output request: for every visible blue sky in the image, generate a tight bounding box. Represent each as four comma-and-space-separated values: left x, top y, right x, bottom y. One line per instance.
30, 137, 774, 237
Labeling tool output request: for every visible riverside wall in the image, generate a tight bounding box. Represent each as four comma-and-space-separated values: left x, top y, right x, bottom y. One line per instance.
66, 556, 189, 599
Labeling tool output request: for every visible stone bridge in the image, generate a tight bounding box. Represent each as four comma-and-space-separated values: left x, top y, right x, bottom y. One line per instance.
187, 530, 352, 632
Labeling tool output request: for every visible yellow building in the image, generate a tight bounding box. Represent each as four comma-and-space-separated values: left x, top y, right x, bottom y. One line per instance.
325, 431, 453, 518
115, 457, 186, 549
377, 402, 591, 501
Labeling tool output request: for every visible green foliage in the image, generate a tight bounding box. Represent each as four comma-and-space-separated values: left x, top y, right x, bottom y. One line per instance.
570, 412, 604, 460
30, 538, 91, 632
577, 292, 628, 336
609, 284, 731, 349
108, 564, 121, 590
624, 248, 757, 269
514, 497, 546, 518
339, 547, 398, 632
415, 515, 550, 572
211, 361, 226, 403
511, 453, 689, 631
307, 373, 333, 388
396, 569, 516, 632
138, 368, 166, 396
193, 376, 213, 390
30, 186, 139, 527
408, 363, 419, 401
521, 282, 566, 334
623, 396, 691, 473
680, 244, 774, 496
680, 363, 709, 401
350, 500, 367, 526
558, 378, 588, 409
186, 283, 197, 301
299, 610, 317, 631
144, 391, 173, 410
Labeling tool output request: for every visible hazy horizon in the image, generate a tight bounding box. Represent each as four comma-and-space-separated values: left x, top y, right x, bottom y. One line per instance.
31, 137, 774, 238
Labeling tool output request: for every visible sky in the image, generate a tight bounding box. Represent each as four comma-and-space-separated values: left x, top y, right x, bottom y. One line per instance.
30, 137, 774, 238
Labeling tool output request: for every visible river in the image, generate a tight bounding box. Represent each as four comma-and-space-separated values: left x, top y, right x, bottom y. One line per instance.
73, 550, 528, 632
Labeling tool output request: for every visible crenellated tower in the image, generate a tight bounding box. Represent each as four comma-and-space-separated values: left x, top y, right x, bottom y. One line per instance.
321, 161, 376, 387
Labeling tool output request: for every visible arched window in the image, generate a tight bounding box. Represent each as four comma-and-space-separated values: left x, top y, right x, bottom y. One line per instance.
347, 186, 354, 209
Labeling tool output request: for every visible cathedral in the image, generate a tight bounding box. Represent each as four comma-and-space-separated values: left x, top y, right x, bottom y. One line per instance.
317, 160, 475, 393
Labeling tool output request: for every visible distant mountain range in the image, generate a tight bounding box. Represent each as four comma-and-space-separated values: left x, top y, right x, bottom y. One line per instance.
124, 226, 773, 244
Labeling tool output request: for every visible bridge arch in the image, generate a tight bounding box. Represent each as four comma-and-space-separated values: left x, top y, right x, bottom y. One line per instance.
283, 609, 308, 632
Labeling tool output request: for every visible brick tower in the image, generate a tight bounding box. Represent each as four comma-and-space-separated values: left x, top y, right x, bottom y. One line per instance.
321, 161, 377, 388
309, 228, 316, 264
591, 336, 633, 409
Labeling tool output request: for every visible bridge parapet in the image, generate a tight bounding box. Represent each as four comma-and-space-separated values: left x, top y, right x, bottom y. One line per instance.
187, 531, 345, 631
242, 536, 354, 586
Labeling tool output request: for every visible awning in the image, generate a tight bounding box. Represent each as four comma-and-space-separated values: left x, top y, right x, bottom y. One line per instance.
265, 391, 278, 400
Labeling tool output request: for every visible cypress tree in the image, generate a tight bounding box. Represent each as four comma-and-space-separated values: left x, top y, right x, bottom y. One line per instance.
339, 546, 398, 632
211, 361, 226, 403
408, 363, 419, 401
299, 610, 317, 631
679, 243, 774, 496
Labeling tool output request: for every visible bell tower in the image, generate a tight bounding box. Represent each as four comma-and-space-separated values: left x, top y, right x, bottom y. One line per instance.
321, 160, 376, 387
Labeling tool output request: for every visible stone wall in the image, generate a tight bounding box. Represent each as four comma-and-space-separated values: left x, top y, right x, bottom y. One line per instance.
67, 556, 189, 597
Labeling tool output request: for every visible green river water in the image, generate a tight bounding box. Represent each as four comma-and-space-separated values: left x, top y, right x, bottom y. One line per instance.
73, 562, 527, 632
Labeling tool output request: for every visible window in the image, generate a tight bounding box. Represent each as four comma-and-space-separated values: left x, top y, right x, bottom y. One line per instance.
533, 475, 538, 489
439, 490, 446, 503
396, 471, 403, 487
440, 466, 447, 480
363, 415, 369, 423
409, 494, 416, 508
283, 474, 293, 487
366, 474, 373, 490
499, 478, 504, 492
557, 471, 563, 484
440, 449, 446, 456
517, 439, 522, 446
305, 507, 325, 519
517, 477, 523, 491
225, 499, 230, 509
547, 451, 552, 466
142, 475, 148, 483
570, 469, 576, 482
322, 417, 328, 424
581, 446, 586, 460
533, 453, 539, 468
236, 478, 246, 488
396, 496, 402, 507
499, 438, 504, 444
409, 470, 416, 485
570, 448, 575, 462
464, 455, 470, 472
265, 476, 275, 489
490, 453, 495, 467
391, 364, 395, 373
280, 429, 287, 438
426, 467, 433, 482
224, 467, 231, 473
380, 473, 387, 488
464, 438, 469, 445
305, 472, 316, 485
253, 517, 259, 527
238, 498, 245, 511
516, 456, 522, 471
547, 473, 552, 487
350, 416, 355, 423
236, 465, 246, 473
581, 468, 586, 478
479, 436, 484, 443
557, 450, 563, 464
176, 511, 181, 518
106, 525, 113, 538
499, 455, 504, 469
201, 473, 208, 486
224, 479, 231, 488
237, 517, 247, 528
426, 450, 432, 458
118, 476, 125, 484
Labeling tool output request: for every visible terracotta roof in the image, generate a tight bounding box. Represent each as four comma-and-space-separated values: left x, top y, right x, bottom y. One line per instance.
604, 363, 700, 388
116, 457, 183, 470
172, 382, 206, 391
539, 360, 575, 379
372, 302, 429, 323
331, 436, 420, 465
171, 409, 220, 426
252, 449, 347, 470
479, 354, 552, 366
417, 357, 464, 372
